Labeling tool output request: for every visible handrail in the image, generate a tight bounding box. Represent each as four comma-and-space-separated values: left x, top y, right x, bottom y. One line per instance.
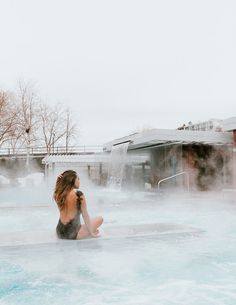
157, 171, 190, 192
0, 145, 103, 156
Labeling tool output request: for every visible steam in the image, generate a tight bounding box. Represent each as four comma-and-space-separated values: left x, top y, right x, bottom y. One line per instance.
0, 188, 236, 305
117, 143, 235, 192
182, 144, 233, 191
0, 157, 43, 187
0, 158, 236, 305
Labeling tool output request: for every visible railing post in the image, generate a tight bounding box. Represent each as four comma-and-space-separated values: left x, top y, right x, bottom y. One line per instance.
157, 172, 190, 192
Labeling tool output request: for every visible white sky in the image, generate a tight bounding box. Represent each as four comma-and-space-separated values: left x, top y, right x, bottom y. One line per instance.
0, 0, 236, 145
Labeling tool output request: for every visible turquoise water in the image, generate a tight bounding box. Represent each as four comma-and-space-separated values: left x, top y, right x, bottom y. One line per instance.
0, 186, 236, 305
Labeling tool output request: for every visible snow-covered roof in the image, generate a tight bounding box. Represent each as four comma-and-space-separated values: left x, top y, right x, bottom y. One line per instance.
103, 128, 233, 152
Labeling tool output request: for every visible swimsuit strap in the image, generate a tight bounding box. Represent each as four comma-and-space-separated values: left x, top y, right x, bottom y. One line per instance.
76, 190, 84, 197
76, 190, 83, 211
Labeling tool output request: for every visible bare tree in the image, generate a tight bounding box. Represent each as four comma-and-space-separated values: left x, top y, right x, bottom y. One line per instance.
0, 91, 18, 148
15, 81, 39, 165
7, 100, 28, 155
38, 103, 65, 154
65, 108, 78, 153
1, 82, 79, 156
38, 103, 78, 154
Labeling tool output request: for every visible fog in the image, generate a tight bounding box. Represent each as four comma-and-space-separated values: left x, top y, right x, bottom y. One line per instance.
0, 173, 236, 304
0, 0, 236, 144
0, 1, 236, 300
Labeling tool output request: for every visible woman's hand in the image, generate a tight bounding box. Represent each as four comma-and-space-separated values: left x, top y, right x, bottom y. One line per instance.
56, 174, 63, 182
91, 229, 100, 238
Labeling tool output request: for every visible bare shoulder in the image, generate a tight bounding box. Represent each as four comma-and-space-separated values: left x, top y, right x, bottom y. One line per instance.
69, 189, 77, 197
66, 190, 77, 203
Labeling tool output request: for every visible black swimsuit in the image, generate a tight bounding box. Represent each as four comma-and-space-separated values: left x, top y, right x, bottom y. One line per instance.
56, 190, 83, 240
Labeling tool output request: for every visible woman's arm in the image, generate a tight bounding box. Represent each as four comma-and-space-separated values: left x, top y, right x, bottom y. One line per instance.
80, 195, 99, 237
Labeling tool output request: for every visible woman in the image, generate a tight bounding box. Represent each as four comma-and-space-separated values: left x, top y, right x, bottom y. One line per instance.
54, 170, 103, 240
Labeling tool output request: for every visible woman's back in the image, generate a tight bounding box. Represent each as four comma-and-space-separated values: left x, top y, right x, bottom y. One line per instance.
56, 189, 83, 240
59, 190, 81, 224
54, 170, 103, 240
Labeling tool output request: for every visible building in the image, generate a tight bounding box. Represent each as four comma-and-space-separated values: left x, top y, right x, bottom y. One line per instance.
103, 118, 236, 191
42, 117, 236, 192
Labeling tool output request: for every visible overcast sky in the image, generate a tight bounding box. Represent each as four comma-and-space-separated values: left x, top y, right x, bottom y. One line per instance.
0, 0, 236, 145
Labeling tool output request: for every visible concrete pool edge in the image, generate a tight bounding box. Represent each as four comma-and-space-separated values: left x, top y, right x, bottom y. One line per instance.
0, 223, 205, 248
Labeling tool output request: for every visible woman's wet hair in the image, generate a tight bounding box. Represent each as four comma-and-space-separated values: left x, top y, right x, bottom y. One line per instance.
53, 170, 78, 210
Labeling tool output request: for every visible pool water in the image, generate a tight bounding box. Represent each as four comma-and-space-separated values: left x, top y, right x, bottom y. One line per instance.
0, 185, 236, 305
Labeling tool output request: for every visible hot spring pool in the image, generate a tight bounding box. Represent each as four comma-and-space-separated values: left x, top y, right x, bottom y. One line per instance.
0, 185, 236, 305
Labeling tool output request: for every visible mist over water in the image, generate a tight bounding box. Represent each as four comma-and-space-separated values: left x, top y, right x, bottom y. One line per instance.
0, 171, 236, 305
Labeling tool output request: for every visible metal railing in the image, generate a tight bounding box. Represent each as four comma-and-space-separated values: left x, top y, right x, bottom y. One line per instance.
0, 146, 103, 156
157, 171, 190, 192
